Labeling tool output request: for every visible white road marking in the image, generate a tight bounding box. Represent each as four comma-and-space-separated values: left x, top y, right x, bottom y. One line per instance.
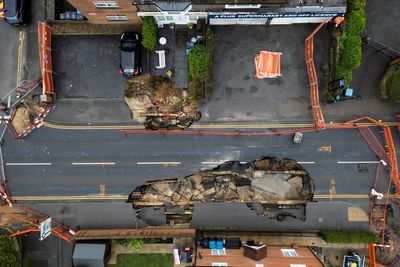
6, 163, 52, 166
72, 162, 115, 165
337, 161, 380, 164
137, 162, 181, 165
201, 161, 247, 165
297, 161, 316, 164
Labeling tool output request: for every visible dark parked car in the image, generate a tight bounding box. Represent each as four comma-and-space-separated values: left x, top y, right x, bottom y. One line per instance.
2, 0, 30, 26
120, 32, 142, 77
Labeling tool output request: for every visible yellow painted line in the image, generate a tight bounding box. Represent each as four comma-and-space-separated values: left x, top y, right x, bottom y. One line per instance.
10, 194, 400, 202
11, 195, 128, 201
43, 121, 400, 131
16, 30, 25, 85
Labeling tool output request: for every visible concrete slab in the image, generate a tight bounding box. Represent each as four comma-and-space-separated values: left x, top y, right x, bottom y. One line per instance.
52, 35, 127, 98
199, 24, 329, 123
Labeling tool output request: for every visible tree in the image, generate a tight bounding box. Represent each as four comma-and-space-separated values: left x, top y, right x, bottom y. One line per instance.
0, 234, 19, 267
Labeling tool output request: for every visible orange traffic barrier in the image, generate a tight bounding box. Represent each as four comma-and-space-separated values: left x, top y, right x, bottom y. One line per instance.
305, 20, 329, 130
38, 22, 54, 103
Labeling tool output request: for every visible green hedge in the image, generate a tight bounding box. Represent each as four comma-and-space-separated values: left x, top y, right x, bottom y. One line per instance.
188, 44, 211, 101
323, 230, 377, 243
142, 17, 157, 50
0, 234, 19, 267
387, 66, 400, 102
335, 0, 366, 86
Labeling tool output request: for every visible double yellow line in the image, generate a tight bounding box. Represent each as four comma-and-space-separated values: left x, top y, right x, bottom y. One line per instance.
16, 30, 25, 85
43, 121, 399, 131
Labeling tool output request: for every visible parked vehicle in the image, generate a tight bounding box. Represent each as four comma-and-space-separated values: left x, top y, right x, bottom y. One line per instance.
293, 132, 303, 144
2, 0, 30, 26
119, 32, 142, 77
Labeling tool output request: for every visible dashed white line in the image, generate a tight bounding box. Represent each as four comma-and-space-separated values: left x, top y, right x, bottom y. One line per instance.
337, 161, 380, 164
137, 162, 181, 165
201, 161, 247, 165
72, 162, 115, 166
6, 163, 52, 166
297, 161, 316, 164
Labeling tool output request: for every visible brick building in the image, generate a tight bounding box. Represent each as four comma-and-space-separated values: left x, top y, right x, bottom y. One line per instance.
195, 245, 325, 267
66, 0, 141, 23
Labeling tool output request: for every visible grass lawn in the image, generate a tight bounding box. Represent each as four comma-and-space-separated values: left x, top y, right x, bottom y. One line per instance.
108, 253, 173, 267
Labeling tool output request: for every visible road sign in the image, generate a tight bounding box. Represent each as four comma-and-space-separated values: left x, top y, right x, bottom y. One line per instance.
39, 218, 52, 241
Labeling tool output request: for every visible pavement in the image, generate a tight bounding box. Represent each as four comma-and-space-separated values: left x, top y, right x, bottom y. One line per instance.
0, 13, 22, 97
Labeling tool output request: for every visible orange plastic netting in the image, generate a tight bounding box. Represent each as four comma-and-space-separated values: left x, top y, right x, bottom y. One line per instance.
254, 51, 282, 79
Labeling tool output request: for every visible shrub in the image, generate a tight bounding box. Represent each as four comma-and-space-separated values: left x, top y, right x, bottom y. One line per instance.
188, 45, 210, 82
0, 234, 19, 267
335, 0, 366, 86
387, 66, 400, 102
142, 17, 157, 50
323, 230, 377, 243
129, 238, 144, 250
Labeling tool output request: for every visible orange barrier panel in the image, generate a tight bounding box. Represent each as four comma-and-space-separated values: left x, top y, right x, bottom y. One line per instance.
38, 22, 54, 103
254, 51, 282, 79
368, 244, 377, 267
305, 20, 329, 130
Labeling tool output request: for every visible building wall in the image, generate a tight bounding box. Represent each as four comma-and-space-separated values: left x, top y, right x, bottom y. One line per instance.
195, 246, 324, 267
66, 0, 141, 24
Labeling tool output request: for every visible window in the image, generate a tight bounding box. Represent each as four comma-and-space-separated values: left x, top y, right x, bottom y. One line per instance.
255, 264, 264, 267
281, 249, 299, 257
225, 4, 261, 9
211, 248, 226, 255
290, 265, 306, 267
212, 263, 228, 267
93, 1, 119, 8
106, 14, 128, 21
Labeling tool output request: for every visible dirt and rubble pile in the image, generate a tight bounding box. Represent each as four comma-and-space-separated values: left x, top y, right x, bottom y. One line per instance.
124, 75, 199, 128
376, 204, 400, 266
129, 157, 314, 206
12, 99, 44, 134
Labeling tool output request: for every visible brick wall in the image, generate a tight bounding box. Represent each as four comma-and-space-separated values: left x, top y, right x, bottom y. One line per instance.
66, 0, 141, 24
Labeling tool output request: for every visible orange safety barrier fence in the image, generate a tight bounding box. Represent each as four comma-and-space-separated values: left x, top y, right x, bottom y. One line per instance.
305, 20, 329, 130
38, 22, 54, 103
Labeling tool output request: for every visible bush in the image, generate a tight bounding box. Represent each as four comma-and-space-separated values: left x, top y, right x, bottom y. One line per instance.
188, 45, 210, 82
142, 17, 157, 50
323, 230, 377, 243
114, 238, 144, 250
387, 66, 400, 102
0, 234, 19, 267
335, 0, 366, 86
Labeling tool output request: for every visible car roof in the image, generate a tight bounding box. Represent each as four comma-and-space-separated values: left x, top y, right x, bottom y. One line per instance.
4, 0, 18, 17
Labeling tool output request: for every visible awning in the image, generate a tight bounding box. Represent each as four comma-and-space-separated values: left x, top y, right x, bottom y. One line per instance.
255, 51, 282, 79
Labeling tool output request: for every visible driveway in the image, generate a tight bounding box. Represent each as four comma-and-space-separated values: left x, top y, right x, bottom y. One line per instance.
199, 24, 330, 123
320, 0, 400, 122
0, 18, 21, 97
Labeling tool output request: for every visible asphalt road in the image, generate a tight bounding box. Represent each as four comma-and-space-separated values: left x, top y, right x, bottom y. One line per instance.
2, 127, 384, 197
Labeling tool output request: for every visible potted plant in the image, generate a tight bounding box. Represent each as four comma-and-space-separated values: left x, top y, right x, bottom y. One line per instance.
187, 22, 193, 29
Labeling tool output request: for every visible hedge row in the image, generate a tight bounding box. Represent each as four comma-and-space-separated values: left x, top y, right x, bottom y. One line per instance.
0, 234, 19, 267
142, 17, 157, 50
323, 230, 377, 244
335, 0, 366, 86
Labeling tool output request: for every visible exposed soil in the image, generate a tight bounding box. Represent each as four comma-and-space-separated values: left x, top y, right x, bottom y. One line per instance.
124, 74, 198, 128
12, 99, 44, 134
49, 21, 140, 35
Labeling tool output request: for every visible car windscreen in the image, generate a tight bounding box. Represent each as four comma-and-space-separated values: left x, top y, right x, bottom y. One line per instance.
4, 0, 18, 17
121, 41, 137, 52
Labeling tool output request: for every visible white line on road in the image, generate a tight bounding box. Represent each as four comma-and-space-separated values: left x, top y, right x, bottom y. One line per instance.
297, 161, 316, 164
72, 162, 115, 166
137, 162, 181, 165
337, 161, 380, 164
6, 163, 52, 166
201, 161, 248, 165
